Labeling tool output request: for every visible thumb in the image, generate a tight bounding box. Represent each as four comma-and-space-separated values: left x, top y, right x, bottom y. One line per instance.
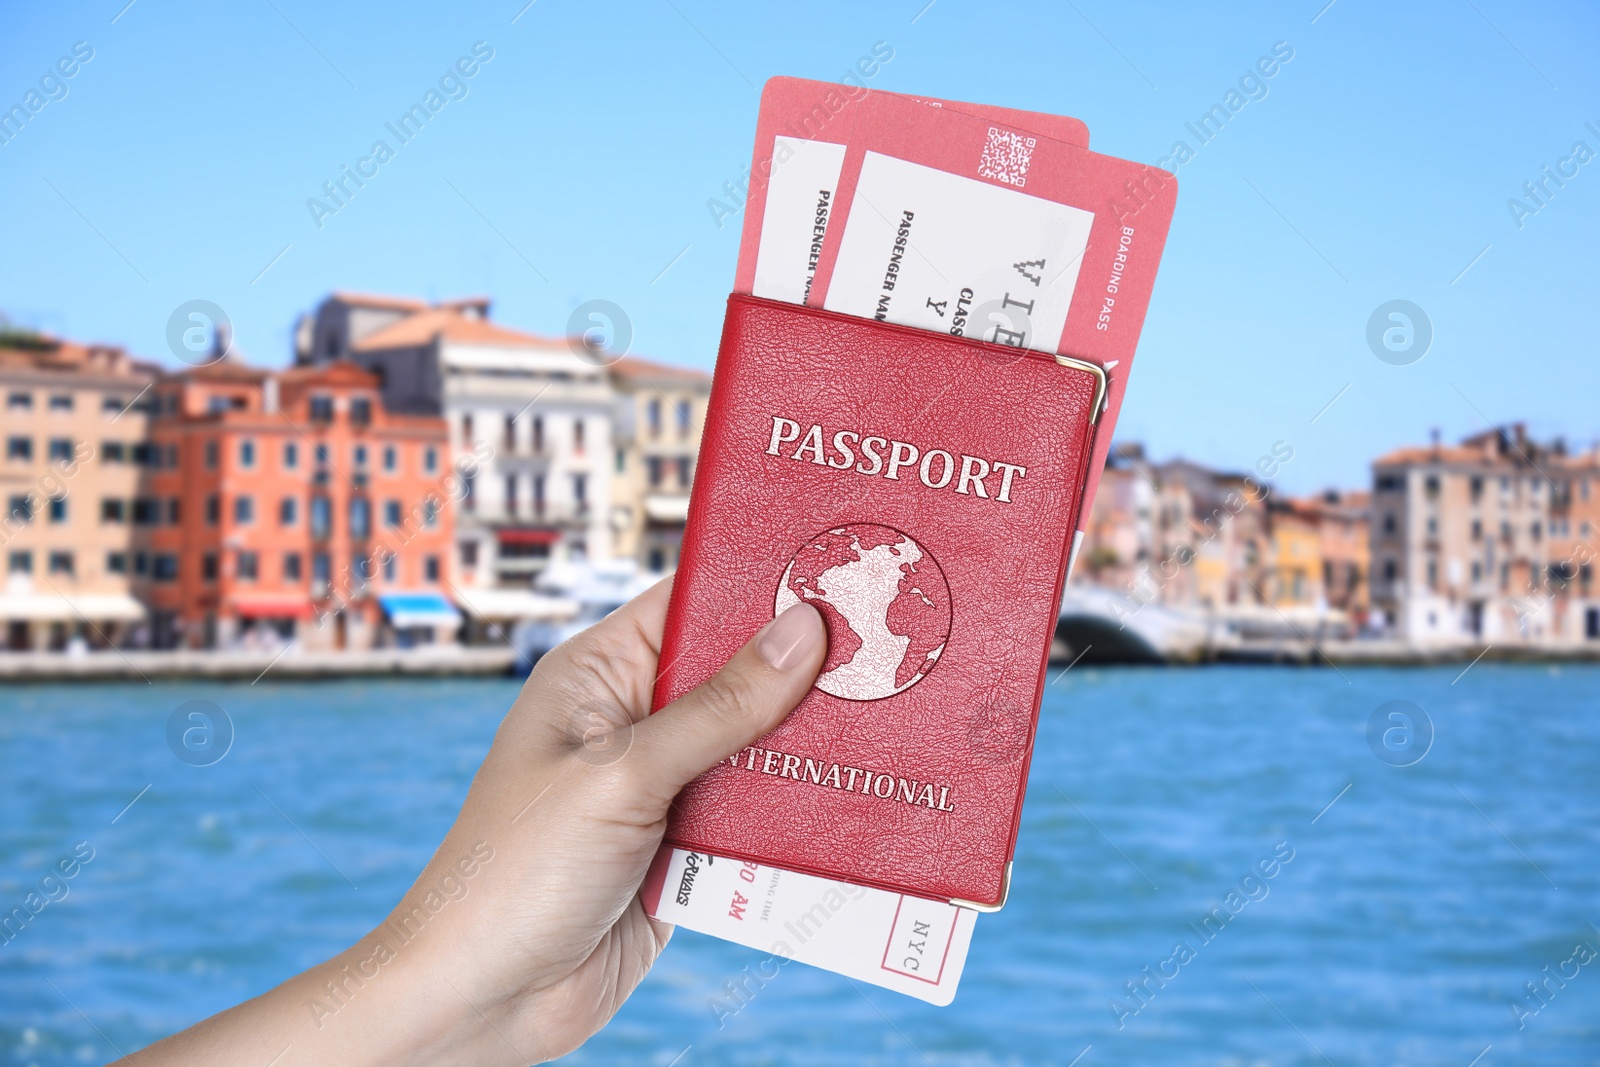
630, 601, 827, 797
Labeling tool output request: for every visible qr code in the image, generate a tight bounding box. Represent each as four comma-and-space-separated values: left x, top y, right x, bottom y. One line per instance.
978, 127, 1037, 188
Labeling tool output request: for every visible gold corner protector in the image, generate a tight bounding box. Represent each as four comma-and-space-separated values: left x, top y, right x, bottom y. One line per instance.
1054, 354, 1108, 426
949, 861, 1012, 913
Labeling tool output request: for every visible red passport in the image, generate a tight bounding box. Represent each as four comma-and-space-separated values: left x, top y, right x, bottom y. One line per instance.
652, 295, 1108, 907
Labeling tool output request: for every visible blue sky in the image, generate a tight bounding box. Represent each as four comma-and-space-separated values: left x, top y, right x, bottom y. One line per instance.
1, 0, 1595, 493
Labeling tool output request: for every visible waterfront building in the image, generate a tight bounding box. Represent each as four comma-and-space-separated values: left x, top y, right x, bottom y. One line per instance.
1370, 426, 1600, 644
1074, 446, 1273, 613
1264, 497, 1325, 612
137, 357, 454, 650
1303, 489, 1370, 623
300, 294, 617, 638
0, 330, 154, 651
609, 357, 711, 573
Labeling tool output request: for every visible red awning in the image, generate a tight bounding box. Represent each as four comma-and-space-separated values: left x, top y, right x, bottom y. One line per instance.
232, 595, 314, 619
498, 528, 561, 546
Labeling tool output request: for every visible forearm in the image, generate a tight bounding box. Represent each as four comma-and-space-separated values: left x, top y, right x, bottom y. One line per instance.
119, 919, 508, 1066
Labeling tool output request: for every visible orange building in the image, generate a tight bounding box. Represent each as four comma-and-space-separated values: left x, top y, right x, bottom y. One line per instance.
136, 358, 456, 650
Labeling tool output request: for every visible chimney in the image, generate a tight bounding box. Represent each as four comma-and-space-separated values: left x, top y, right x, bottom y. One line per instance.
293, 314, 314, 365
263, 375, 280, 412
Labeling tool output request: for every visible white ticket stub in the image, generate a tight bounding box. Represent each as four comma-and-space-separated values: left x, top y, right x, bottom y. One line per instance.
642, 845, 976, 1005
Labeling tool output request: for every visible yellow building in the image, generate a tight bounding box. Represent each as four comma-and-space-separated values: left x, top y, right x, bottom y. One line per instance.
1265, 498, 1324, 609
607, 358, 712, 574
1, 331, 154, 650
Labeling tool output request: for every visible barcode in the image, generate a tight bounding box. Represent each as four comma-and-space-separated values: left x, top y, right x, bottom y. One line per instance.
977, 126, 1036, 188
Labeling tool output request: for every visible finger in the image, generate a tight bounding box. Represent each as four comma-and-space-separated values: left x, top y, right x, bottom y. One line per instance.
628, 602, 826, 796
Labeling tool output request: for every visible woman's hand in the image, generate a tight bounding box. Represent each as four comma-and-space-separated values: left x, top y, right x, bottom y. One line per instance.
127, 580, 826, 1066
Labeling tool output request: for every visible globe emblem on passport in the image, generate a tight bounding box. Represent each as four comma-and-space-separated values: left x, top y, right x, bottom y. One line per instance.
775, 524, 950, 701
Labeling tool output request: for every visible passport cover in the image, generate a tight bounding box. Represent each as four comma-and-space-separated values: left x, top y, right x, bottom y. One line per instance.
652, 294, 1102, 907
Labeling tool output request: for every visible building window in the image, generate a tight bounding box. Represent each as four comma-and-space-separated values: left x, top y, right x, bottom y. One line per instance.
647, 457, 663, 488
7, 437, 32, 461
315, 444, 329, 468
1470, 519, 1481, 540
462, 470, 475, 513
101, 499, 126, 523
573, 473, 588, 511
204, 440, 218, 468
7, 392, 31, 409
383, 555, 396, 582
461, 412, 474, 444
460, 541, 478, 567
677, 456, 691, 488
424, 555, 440, 582
1382, 513, 1395, 535
48, 394, 73, 411
131, 443, 153, 467
48, 551, 73, 575
312, 552, 330, 585
533, 416, 544, 453
102, 395, 124, 414
205, 495, 220, 524
573, 419, 586, 455
9, 550, 32, 573
423, 447, 437, 474
153, 554, 178, 582
166, 498, 180, 524
309, 395, 335, 422
384, 500, 402, 528
505, 414, 517, 452
1531, 521, 1542, 541
505, 474, 517, 517
648, 547, 665, 573
1426, 559, 1438, 588
8, 494, 34, 524
676, 399, 691, 436
202, 553, 218, 582
647, 398, 661, 438
614, 448, 625, 474
351, 397, 372, 426
284, 552, 302, 582
311, 497, 331, 539
48, 438, 73, 462
240, 439, 256, 468
533, 474, 546, 515
107, 551, 128, 574
422, 499, 439, 528
281, 497, 298, 525
48, 497, 67, 523
353, 444, 367, 468
234, 495, 254, 524
1471, 561, 1482, 582
284, 441, 299, 469
350, 497, 371, 539
1383, 560, 1397, 582
1424, 475, 1440, 497
237, 551, 259, 582
102, 441, 126, 463
383, 445, 396, 472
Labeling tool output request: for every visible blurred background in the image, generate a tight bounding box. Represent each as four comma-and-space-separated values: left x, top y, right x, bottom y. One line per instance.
2, 1, 1598, 1064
